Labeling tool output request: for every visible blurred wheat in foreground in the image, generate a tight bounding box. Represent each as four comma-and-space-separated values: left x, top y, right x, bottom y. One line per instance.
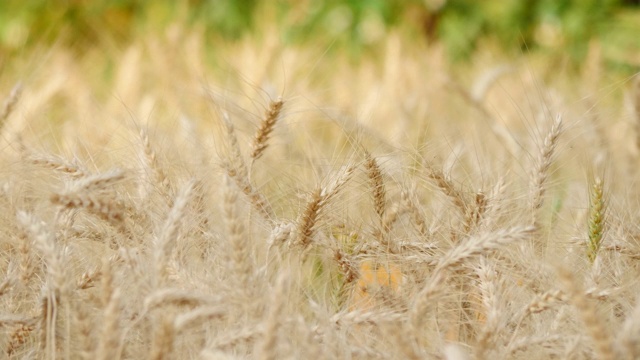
2, 32, 640, 360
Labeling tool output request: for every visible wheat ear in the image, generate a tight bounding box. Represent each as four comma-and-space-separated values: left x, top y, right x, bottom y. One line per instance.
139, 128, 171, 198
251, 97, 284, 161
6, 321, 37, 357
296, 164, 356, 250
154, 179, 195, 284
425, 163, 467, 216
223, 174, 253, 294
296, 188, 323, 250
223, 112, 249, 181
411, 226, 533, 329
364, 149, 387, 219
17, 211, 64, 297
463, 190, 487, 233
27, 153, 88, 179
587, 177, 605, 263
50, 169, 127, 226
474, 257, 500, 359
531, 115, 563, 223
32, 233, 67, 360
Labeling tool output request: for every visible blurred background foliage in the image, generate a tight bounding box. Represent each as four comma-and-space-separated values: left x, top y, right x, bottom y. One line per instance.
0, 0, 639, 71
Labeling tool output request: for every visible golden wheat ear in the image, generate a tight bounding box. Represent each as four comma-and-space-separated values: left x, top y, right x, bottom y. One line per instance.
364, 149, 387, 220
250, 97, 284, 162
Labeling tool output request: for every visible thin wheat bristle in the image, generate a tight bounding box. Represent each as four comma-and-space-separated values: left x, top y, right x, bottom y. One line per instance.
251, 97, 284, 161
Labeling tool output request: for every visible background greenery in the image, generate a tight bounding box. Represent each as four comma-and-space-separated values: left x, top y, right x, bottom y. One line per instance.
0, 0, 639, 71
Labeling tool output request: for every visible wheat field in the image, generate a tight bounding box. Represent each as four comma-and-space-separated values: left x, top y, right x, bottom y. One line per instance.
1, 25, 640, 359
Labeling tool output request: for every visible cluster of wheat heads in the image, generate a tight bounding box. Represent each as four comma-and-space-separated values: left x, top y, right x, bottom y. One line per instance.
3, 39, 640, 359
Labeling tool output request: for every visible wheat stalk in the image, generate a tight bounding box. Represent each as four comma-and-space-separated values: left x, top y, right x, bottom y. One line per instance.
95, 288, 121, 360
256, 273, 289, 360
149, 315, 176, 360
0, 81, 23, 124
556, 266, 614, 360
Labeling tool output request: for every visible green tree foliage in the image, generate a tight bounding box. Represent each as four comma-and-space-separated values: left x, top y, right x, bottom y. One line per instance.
0, 0, 638, 68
